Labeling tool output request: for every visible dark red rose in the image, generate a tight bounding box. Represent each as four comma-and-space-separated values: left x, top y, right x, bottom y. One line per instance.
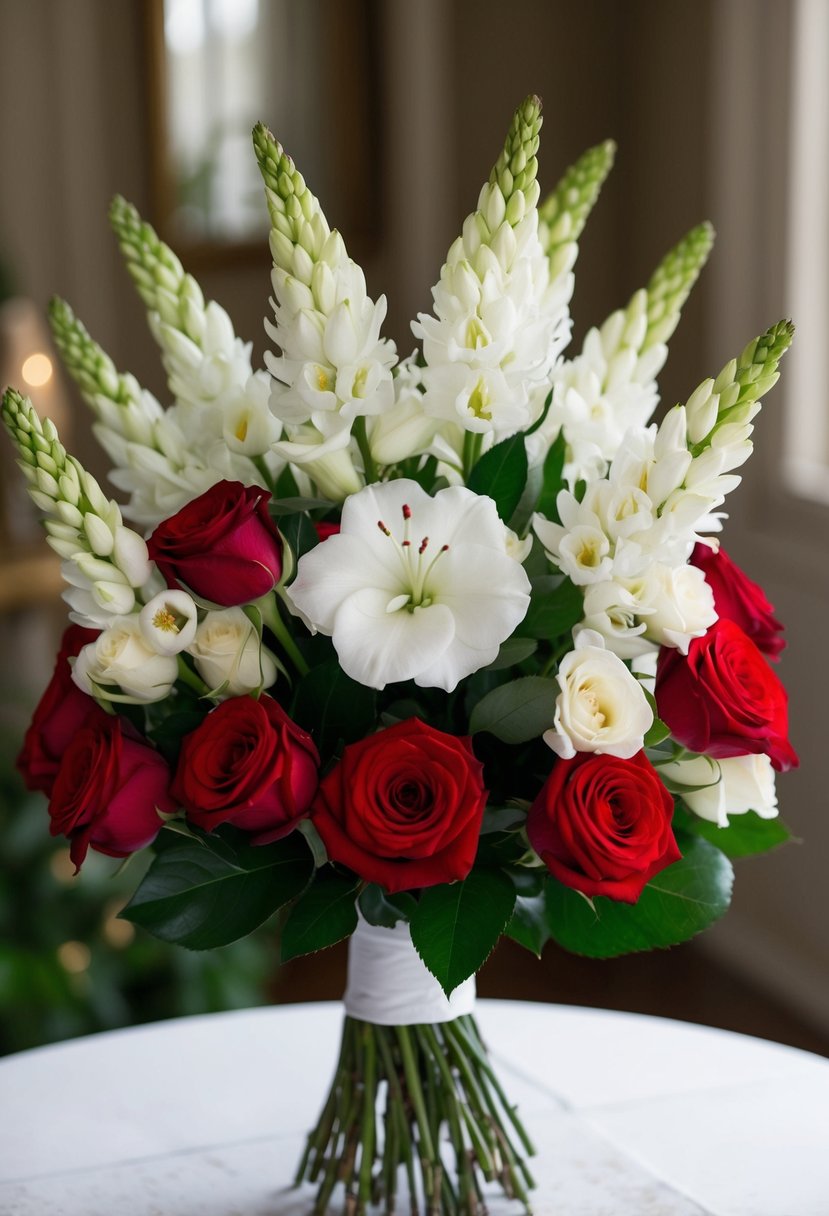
313, 521, 340, 542
656, 618, 798, 771
528, 751, 680, 903
147, 480, 283, 606
691, 543, 785, 660
173, 695, 319, 843
49, 716, 173, 870
311, 718, 487, 893
17, 625, 107, 796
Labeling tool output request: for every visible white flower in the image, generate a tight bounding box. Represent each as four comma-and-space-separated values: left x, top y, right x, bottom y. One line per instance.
73, 617, 177, 703
660, 753, 778, 828
189, 607, 277, 697
634, 563, 717, 653
287, 479, 531, 692
544, 630, 653, 759
139, 590, 198, 656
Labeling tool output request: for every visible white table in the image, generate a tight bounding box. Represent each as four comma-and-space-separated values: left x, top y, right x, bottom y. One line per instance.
1, 1000, 827, 1215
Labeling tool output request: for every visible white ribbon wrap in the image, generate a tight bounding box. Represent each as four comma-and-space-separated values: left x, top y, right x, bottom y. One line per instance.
344, 916, 476, 1026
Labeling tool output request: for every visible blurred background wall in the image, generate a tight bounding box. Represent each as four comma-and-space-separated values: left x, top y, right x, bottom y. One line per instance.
1, 0, 826, 1050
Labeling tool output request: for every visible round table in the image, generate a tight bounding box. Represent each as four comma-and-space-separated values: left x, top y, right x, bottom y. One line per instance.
1, 1000, 827, 1215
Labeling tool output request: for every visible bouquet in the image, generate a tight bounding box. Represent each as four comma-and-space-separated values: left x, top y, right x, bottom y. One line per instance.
5, 95, 797, 1215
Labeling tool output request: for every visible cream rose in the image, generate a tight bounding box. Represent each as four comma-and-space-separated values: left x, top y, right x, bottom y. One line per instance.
544, 630, 653, 759
73, 616, 177, 703
189, 607, 277, 697
660, 753, 778, 828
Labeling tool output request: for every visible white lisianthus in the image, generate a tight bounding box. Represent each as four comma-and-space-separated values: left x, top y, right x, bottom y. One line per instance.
287, 479, 531, 692
73, 617, 177, 703
189, 607, 277, 697
139, 590, 198, 656
544, 629, 653, 759
660, 753, 778, 828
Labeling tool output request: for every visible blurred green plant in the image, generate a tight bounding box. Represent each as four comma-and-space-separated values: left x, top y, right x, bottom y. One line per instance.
0, 755, 278, 1056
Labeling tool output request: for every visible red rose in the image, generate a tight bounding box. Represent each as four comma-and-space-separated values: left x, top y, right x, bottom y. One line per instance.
691, 543, 785, 660
527, 751, 680, 903
49, 716, 173, 870
173, 695, 319, 843
313, 521, 340, 542
656, 618, 798, 771
17, 625, 107, 796
147, 480, 283, 606
311, 718, 487, 893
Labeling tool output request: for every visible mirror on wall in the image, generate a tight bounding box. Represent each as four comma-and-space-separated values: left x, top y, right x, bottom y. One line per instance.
145, 0, 380, 262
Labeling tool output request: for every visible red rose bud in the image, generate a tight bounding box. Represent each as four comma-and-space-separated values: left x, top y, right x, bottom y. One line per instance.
49, 716, 173, 870
147, 480, 283, 606
17, 625, 108, 796
173, 695, 319, 843
691, 543, 785, 660
528, 751, 681, 903
656, 618, 798, 771
311, 718, 487, 893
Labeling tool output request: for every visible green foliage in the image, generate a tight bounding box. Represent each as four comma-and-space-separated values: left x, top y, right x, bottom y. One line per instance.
280, 868, 360, 961
292, 660, 377, 760
410, 870, 516, 996
469, 676, 557, 744
672, 804, 793, 859
544, 835, 734, 958
516, 575, 583, 639
534, 431, 567, 522
358, 885, 417, 928
505, 893, 550, 957
467, 433, 529, 523
121, 831, 313, 949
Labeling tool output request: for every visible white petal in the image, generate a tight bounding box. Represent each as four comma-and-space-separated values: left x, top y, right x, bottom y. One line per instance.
290, 535, 401, 634
332, 589, 455, 690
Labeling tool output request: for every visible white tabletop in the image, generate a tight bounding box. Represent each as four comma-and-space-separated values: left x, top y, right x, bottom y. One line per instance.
1, 999, 827, 1215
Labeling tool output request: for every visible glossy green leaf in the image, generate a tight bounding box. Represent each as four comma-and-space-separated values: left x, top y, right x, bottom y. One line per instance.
292, 660, 376, 758
120, 832, 313, 950
485, 637, 539, 671
673, 805, 793, 859
516, 575, 583, 640
544, 835, 734, 958
280, 869, 360, 962
534, 431, 567, 522
280, 512, 319, 563
505, 894, 550, 956
467, 433, 529, 523
268, 496, 335, 517
358, 884, 418, 928
469, 676, 557, 743
644, 715, 671, 747
410, 870, 516, 995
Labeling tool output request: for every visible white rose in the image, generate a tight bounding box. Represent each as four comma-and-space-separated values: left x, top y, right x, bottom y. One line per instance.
139, 589, 198, 656
634, 563, 717, 653
544, 629, 653, 759
661, 753, 778, 828
73, 616, 177, 703
189, 607, 277, 697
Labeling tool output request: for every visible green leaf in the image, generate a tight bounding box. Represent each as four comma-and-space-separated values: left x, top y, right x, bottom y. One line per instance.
358, 884, 418, 928
469, 676, 557, 743
485, 637, 539, 671
268, 496, 335, 517
274, 464, 300, 498
280, 512, 319, 563
544, 835, 733, 958
516, 575, 583, 640
147, 708, 205, 764
292, 660, 377, 758
120, 832, 313, 950
467, 433, 528, 523
644, 715, 671, 747
410, 870, 516, 996
280, 869, 359, 962
480, 804, 527, 834
505, 894, 550, 957
673, 805, 793, 859
535, 431, 567, 522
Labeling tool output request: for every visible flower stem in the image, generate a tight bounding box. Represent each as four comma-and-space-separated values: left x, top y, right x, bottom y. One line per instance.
461, 432, 484, 482
353, 416, 379, 485
259, 593, 310, 676
176, 655, 210, 696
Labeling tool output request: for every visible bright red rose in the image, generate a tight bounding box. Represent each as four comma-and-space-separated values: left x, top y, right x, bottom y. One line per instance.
313, 521, 340, 542
49, 716, 173, 870
311, 718, 487, 893
173, 695, 319, 843
656, 618, 798, 771
17, 625, 107, 796
527, 751, 680, 903
147, 480, 283, 606
691, 543, 785, 660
